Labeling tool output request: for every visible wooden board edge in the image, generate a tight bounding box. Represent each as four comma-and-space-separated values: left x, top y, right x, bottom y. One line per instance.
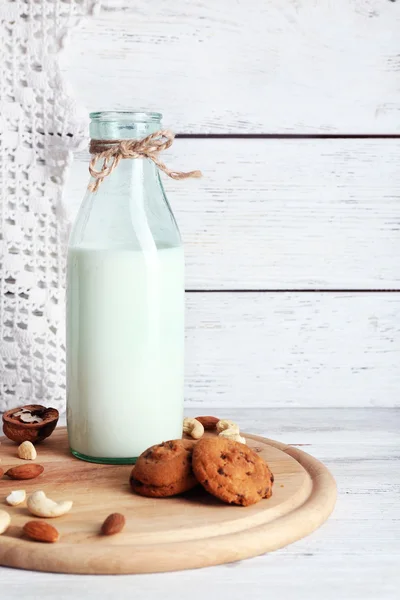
0, 435, 337, 574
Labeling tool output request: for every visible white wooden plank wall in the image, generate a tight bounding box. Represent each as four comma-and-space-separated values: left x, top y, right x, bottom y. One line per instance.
67, 139, 400, 290
61, 0, 400, 408
185, 294, 400, 408
61, 0, 400, 133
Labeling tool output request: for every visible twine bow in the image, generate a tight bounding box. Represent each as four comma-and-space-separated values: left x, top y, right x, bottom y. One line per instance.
88, 129, 202, 192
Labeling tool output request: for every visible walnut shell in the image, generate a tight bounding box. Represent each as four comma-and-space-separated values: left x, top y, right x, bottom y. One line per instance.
2, 404, 59, 444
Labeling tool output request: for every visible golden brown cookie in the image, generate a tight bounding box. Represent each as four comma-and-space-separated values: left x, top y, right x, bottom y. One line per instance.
130, 470, 196, 498
192, 437, 273, 506
130, 439, 198, 498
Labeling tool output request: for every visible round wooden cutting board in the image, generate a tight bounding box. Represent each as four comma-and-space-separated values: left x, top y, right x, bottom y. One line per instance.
0, 427, 336, 574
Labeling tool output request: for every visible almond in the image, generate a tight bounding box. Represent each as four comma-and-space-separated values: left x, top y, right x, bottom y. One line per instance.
5, 464, 44, 480
195, 416, 219, 431
23, 520, 59, 543
0, 468, 4, 478
101, 513, 126, 536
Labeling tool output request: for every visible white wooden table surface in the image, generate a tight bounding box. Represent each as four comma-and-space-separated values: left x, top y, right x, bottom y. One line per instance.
1, 407, 398, 600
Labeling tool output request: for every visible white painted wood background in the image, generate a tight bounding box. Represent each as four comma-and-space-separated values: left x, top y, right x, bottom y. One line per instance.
62, 0, 400, 409
184, 293, 400, 408
68, 139, 400, 290
61, 0, 400, 133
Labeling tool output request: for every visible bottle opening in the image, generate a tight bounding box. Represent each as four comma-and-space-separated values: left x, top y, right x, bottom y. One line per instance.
89, 111, 163, 140
90, 111, 162, 123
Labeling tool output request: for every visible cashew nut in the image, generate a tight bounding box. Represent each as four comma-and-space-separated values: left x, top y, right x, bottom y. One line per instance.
18, 441, 37, 461
6, 490, 26, 506
27, 491, 73, 518
0, 510, 11, 535
216, 419, 240, 433
219, 429, 247, 444
183, 417, 204, 440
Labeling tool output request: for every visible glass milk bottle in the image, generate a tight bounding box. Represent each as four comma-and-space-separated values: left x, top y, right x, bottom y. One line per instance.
67, 111, 190, 464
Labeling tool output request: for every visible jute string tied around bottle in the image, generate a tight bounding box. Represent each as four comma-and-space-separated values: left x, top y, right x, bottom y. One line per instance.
88, 130, 202, 192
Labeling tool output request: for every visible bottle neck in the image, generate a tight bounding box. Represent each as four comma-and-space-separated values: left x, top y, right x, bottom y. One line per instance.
77, 150, 179, 251
89, 117, 163, 192
88, 153, 162, 199
111, 156, 161, 191
69, 112, 181, 252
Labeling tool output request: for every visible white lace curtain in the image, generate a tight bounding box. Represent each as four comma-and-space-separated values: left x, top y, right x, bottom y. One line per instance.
0, 0, 97, 413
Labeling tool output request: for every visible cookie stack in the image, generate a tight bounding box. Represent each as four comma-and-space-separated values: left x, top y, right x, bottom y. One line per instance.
130, 439, 197, 498
130, 436, 274, 507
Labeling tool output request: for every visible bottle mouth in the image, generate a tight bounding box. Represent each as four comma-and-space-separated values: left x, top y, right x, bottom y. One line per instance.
90, 111, 162, 123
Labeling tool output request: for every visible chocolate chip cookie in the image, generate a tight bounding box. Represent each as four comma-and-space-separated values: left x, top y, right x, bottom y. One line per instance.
192, 437, 273, 506
130, 439, 198, 498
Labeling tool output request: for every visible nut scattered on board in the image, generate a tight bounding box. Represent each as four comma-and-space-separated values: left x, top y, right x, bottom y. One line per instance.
182, 417, 204, 440
23, 520, 59, 543
0, 510, 11, 535
5, 464, 44, 480
6, 490, 26, 506
18, 440, 37, 461
101, 513, 126, 536
216, 419, 239, 433
215, 419, 246, 444
195, 416, 219, 431
27, 491, 73, 518
219, 429, 247, 444
0, 467, 3, 478
2, 404, 59, 444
